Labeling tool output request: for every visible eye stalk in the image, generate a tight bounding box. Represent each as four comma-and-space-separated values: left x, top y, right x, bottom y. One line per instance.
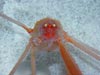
44, 23, 57, 28
44, 24, 48, 27
52, 24, 56, 27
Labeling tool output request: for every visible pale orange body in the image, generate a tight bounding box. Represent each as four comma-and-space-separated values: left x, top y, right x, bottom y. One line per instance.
0, 13, 100, 75
32, 18, 82, 75
30, 18, 62, 51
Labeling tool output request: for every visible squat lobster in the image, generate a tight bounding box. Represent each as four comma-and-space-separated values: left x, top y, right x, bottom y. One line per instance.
0, 13, 100, 75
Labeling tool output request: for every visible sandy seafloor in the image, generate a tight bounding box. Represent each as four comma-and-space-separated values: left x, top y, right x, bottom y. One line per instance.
0, 0, 100, 75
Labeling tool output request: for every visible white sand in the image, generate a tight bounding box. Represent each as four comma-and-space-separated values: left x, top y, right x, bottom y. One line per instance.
0, 0, 100, 75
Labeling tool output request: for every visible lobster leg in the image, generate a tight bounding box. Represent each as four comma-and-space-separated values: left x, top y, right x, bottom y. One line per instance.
63, 31, 100, 60
30, 45, 36, 75
0, 13, 33, 33
57, 40, 83, 75
9, 39, 32, 75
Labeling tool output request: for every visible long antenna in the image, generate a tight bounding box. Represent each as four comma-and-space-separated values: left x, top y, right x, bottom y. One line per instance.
0, 13, 32, 33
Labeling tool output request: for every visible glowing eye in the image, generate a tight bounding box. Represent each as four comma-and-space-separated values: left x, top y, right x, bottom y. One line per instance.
44, 24, 48, 27
52, 24, 56, 27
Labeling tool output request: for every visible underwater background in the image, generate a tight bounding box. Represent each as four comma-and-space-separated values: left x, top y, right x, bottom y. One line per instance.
0, 0, 100, 75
